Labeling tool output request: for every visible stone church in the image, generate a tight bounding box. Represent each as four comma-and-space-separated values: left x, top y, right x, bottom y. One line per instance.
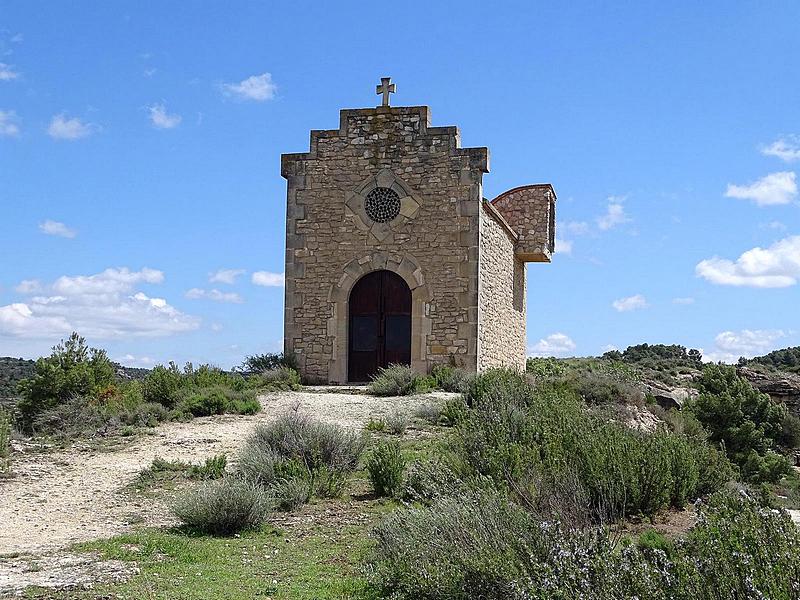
282, 79, 556, 384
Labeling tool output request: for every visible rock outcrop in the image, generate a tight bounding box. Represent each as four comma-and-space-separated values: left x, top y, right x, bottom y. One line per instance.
738, 366, 800, 414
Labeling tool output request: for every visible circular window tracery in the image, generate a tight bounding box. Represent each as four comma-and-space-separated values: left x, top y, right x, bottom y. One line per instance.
364, 187, 401, 223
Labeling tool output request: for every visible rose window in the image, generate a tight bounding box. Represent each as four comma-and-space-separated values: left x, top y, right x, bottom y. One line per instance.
364, 187, 401, 223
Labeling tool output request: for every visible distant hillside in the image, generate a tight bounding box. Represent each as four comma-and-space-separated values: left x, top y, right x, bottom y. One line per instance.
0, 356, 150, 401
0, 357, 35, 399
742, 346, 800, 374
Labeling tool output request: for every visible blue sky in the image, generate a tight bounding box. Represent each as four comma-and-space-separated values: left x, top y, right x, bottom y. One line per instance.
1, 1, 798, 368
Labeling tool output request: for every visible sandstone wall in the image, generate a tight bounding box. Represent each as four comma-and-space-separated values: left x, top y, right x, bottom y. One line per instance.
281, 106, 489, 383
478, 203, 527, 371
491, 185, 556, 262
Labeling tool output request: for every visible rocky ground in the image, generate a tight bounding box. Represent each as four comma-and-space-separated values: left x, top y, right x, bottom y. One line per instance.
0, 388, 448, 596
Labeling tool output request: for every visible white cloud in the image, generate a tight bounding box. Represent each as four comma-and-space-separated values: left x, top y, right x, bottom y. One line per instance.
47, 113, 95, 140
725, 171, 797, 206
529, 333, 576, 357
210, 323, 223, 332
185, 288, 243, 303
0, 110, 19, 137
147, 103, 181, 129
554, 238, 572, 255
672, 297, 695, 305
696, 235, 800, 288
39, 219, 77, 239
601, 344, 618, 353
0, 62, 19, 81
14, 279, 42, 294
222, 72, 277, 101
596, 197, 631, 231
252, 271, 284, 287
715, 329, 786, 355
1, 267, 198, 339
761, 136, 800, 163
10, 33, 23, 44
117, 354, 156, 367
209, 268, 245, 284
612, 294, 648, 312
761, 220, 786, 231
143, 68, 157, 78
52, 267, 164, 295
562, 220, 589, 235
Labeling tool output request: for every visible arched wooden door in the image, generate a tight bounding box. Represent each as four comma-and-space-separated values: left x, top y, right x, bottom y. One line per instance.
348, 270, 412, 382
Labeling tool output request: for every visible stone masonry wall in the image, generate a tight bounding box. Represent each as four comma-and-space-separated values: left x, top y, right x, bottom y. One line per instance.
282, 106, 489, 383
491, 185, 556, 262
478, 203, 527, 371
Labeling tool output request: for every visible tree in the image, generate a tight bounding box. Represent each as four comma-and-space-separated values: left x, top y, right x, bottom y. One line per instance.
17, 332, 115, 430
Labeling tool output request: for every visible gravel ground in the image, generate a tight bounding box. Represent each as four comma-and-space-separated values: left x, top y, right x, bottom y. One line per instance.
0, 388, 450, 595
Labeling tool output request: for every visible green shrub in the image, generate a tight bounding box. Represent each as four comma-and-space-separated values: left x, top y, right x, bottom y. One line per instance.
257, 367, 301, 391
174, 386, 260, 417
0, 408, 12, 475
368, 364, 429, 397
366, 489, 800, 600
526, 356, 568, 379
451, 387, 730, 521
439, 396, 468, 426
779, 412, 800, 448
402, 459, 466, 505
142, 363, 184, 408
32, 395, 114, 437
672, 490, 800, 599
430, 365, 469, 393
413, 402, 441, 424
137, 455, 227, 489
462, 367, 533, 408
271, 477, 311, 511
689, 364, 791, 483
17, 332, 115, 430
366, 440, 406, 497
120, 401, 168, 427
240, 352, 299, 374
189, 454, 227, 479
172, 478, 271, 535
237, 410, 365, 501
637, 529, 674, 556
364, 418, 386, 432
384, 410, 409, 435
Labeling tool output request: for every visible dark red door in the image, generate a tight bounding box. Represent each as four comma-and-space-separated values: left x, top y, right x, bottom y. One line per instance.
348, 270, 411, 382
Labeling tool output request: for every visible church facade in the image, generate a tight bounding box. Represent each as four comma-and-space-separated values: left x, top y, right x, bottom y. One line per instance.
281, 81, 556, 383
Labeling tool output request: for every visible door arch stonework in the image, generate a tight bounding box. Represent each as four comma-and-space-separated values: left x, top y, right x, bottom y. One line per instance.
327, 252, 431, 384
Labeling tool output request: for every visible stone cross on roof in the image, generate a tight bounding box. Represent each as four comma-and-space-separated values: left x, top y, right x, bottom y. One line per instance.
376, 77, 396, 107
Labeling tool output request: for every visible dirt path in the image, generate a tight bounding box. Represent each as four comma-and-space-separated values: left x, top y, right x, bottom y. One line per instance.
0, 389, 445, 594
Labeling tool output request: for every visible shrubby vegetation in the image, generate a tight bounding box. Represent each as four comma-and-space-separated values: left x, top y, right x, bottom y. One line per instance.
14, 333, 303, 438
368, 363, 471, 396
237, 410, 365, 500
238, 352, 299, 374
365, 366, 800, 599
366, 440, 406, 497
688, 364, 793, 483
172, 409, 365, 533
173, 478, 271, 536
368, 364, 431, 396
367, 488, 800, 599
451, 369, 730, 521
0, 357, 35, 399
741, 345, 800, 374
0, 407, 11, 475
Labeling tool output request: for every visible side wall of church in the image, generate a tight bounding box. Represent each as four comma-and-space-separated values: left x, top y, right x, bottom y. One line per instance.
282, 106, 488, 383
478, 205, 527, 371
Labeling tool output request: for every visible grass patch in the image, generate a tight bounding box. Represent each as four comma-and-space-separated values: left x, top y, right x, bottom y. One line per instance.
62, 498, 393, 600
